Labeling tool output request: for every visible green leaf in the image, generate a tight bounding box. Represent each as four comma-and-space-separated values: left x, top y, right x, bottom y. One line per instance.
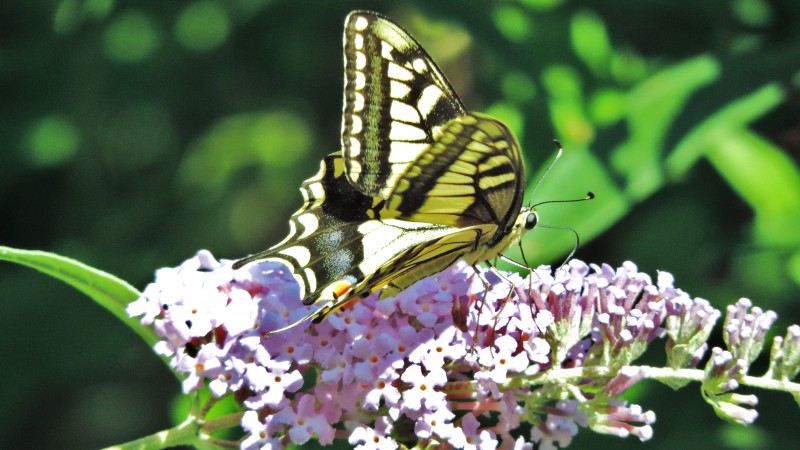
666, 83, 784, 177
612, 55, 720, 200
0, 246, 158, 348
664, 83, 796, 247
542, 65, 595, 146
570, 10, 612, 77
706, 130, 800, 247
492, 5, 533, 43
178, 110, 313, 204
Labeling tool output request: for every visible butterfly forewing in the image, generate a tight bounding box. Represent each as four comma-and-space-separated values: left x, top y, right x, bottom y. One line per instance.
342, 11, 467, 200
384, 113, 525, 231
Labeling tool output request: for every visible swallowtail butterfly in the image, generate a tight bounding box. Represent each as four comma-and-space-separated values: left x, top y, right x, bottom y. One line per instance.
234, 11, 542, 334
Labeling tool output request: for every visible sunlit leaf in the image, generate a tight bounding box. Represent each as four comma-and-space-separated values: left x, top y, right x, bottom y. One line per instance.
501, 72, 538, 104
588, 88, 625, 126
706, 130, 800, 247
570, 10, 612, 77
788, 251, 800, 287
609, 49, 649, 85
732, 0, 774, 27
25, 115, 80, 167
667, 83, 784, 177
54, 0, 82, 34
508, 147, 628, 264
542, 65, 583, 100
0, 246, 155, 347
178, 111, 312, 202
612, 55, 720, 200
519, 0, 565, 10
542, 65, 594, 145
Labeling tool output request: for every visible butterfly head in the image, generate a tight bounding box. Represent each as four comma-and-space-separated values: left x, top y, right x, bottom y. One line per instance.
514, 206, 539, 242
523, 209, 539, 231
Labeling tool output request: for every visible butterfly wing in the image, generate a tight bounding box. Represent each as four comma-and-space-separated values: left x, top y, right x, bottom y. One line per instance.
236, 11, 532, 327
342, 11, 467, 199
349, 114, 528, 303
234, 154, 460, 306
385, 113, 526, 233
310, 223, 498, 323
342, 12, 525, 234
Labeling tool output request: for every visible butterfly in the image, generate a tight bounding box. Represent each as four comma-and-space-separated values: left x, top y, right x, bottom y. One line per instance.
234, 10, 542, 335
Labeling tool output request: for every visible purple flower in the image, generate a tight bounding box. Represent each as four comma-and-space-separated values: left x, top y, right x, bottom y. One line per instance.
588, 400, 655, 440
401, 364, 448, 411
460, 412, 498, 450
723, 298, 777, 367
477, 335, 530, 383
273, 394, 337, 445
129, 252, 758, 448
349, 417, 397, 449
768, 324, 800, 381
529, 400, 583, 450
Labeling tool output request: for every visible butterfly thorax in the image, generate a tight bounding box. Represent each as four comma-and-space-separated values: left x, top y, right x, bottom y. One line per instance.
462, 206, 538, 265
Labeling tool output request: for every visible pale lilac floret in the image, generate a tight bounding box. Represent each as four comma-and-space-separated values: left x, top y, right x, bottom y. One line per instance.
350, 417, 398, 450
477, 335, 530, 383
273, 394, 337, 445
414, 406, 458, 440
401, 364, 448, 411
363, 372, 402, 410
461, 412, 499, 450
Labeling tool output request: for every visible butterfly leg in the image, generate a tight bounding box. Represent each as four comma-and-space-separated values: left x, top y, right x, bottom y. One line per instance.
470, 261, 519, 349
262, 301, 333, 338
470, 261, 526, 356
470, 264, 494, 351
486, 262, 517, 325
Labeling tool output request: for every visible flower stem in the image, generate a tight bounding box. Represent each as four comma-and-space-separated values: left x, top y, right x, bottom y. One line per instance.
515, 365, 800, 397
102, 417, 200, 450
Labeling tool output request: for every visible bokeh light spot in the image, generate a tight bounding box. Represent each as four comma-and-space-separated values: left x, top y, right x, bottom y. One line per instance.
25, 115, 80, 167
492, 6, 533, 43
102, 11, 161, 63
175, 1, 231, 52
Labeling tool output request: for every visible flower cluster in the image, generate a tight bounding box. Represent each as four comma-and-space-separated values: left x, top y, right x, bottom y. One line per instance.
127, 251, 792, 449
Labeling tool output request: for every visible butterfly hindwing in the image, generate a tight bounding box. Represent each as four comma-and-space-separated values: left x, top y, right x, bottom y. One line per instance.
342, 11, 467, 200
233, 154, 377, 302
234, 154, 461, 307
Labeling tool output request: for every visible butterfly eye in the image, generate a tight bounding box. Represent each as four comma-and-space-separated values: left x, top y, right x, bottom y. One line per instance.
524, 212, 538, 230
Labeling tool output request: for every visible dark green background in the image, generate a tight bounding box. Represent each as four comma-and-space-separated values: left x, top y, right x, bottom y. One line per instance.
2, 0, 799, 448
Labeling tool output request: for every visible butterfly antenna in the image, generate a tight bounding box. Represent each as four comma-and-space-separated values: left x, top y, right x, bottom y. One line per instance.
532, 191, 595, 209
526, 140, 564, 207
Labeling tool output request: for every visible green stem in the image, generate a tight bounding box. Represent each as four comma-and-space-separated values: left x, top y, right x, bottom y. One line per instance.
203, 412, 245, 434
740, 373, 800, 393
513, 365, 800, 397
102, 417, 200, 450
102, 411, 245, 450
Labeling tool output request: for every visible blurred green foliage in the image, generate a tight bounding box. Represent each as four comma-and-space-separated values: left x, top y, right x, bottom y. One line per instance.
1, 0, 799, 448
